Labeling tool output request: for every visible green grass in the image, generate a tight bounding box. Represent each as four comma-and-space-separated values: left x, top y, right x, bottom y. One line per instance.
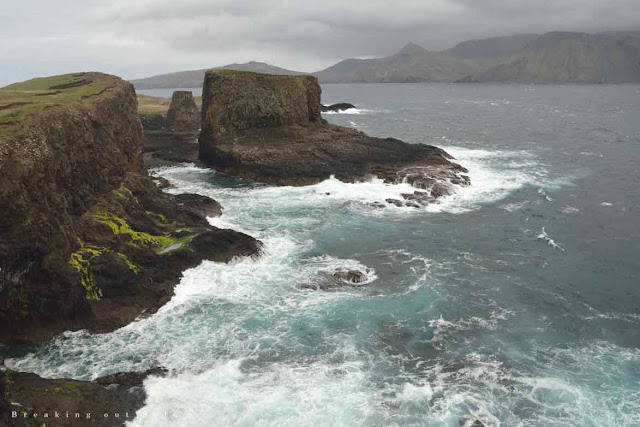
137, 93, 202, 115
0, 72, 116, 137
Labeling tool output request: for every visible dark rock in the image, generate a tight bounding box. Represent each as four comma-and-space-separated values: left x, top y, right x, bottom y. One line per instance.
171, 193, 223, 220
321, 102, 356, 112
333, 269, 365, 283
198, 71, 470, 194
302, 269, 369, 290
166, 91, 200, 132
139, 113, 166, 131
153, 176, 174, 189
386, 199, 404, 207
1, 368, 166, 426
143, 129, 199, 169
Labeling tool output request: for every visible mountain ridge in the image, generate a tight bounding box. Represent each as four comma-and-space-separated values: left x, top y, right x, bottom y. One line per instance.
131, 31, 640, 88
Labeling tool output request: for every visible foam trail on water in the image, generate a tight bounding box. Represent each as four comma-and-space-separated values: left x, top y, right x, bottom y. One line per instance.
537, 227, 565, 252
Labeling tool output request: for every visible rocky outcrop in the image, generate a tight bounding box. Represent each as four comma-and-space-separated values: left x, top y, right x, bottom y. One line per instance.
198, 70, 469, 204
199, 71, 321, 152
0, 73, 261, 344
321, 103, 356, 112
1, 366, 165, 426
166, 91, 200, 132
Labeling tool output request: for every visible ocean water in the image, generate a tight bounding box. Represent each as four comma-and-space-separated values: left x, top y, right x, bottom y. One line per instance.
7, 83, 640, 426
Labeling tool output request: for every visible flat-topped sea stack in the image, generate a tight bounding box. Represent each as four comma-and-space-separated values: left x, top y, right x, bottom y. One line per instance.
198, 70, 469, 203
0, 72, 260, 344
166, 90, 200, 132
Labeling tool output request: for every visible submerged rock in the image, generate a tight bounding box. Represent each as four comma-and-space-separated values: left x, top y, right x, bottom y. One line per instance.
321, 102, 356, 112
302, 268, 369, 290
166, 90, 200, 132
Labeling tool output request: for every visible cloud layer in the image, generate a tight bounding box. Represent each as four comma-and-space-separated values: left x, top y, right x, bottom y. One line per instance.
1, 0, 639, 85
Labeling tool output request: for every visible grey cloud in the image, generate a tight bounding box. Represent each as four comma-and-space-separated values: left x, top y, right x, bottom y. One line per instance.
1, 0, 639, 85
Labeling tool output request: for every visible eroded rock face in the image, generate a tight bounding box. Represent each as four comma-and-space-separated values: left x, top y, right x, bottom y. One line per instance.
197, 70, 470, 205
0, 73, 261, 344
166, 90, 200, 132
199, 70, 321, 160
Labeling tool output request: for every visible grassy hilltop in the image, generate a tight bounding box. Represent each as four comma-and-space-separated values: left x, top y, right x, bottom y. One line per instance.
0, 73, 118, 137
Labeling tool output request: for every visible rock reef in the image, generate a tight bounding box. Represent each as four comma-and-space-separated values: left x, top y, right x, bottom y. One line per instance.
0, 73, 260, 345
198, 70, 469, 203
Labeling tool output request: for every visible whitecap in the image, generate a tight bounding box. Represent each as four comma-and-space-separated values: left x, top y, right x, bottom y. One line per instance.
537, 227, 565, 252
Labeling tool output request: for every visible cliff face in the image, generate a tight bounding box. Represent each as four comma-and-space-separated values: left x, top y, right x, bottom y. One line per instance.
200, 71, 320, 142
0, 73, 260, 344
198, 70, 469, 204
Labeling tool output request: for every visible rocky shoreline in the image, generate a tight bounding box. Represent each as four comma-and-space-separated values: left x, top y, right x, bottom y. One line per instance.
1, 70, 471, 425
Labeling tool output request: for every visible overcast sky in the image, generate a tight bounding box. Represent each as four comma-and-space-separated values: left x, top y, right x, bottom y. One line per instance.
1, 0, 639, 85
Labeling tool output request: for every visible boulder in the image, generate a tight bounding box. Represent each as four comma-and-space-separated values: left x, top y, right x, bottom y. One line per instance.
166, 90, 200, 132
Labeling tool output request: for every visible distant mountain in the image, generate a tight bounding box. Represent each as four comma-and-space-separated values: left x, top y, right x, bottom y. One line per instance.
131, 61, 304, 89
132, 31, 640, 88
461, 32, 640, 83
314, 43, 481, 83
446, 34, 540, 61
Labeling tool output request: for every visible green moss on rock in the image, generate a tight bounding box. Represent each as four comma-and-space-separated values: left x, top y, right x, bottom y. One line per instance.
68, 238, 140, 301
90, 212, 195, 253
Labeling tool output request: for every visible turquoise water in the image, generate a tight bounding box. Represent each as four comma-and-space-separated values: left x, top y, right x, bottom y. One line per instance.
6, 84, 640, 426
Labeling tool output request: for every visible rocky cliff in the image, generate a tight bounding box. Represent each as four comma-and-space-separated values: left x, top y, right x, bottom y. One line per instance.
198, 70, 469, 204
0, 72, 260, 344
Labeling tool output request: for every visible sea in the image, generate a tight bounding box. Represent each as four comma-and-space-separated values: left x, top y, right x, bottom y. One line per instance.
5, 83, 640, 426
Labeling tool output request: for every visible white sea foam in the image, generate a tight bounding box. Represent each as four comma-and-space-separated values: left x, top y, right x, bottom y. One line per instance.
537, 227, 565, 252
559, 205, 580, 214
322, 108, 372, 115
421, 147, 546, 214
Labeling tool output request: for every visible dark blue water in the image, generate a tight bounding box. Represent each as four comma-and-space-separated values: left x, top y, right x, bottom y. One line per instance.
8, 84, 640, 426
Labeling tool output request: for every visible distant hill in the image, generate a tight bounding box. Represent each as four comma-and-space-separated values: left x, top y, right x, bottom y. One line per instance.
314, 43, 481, 83
131, 61, 304, 89
460, 32, 640, 83
446, 34, 540, 61
132, 31, 640, 88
